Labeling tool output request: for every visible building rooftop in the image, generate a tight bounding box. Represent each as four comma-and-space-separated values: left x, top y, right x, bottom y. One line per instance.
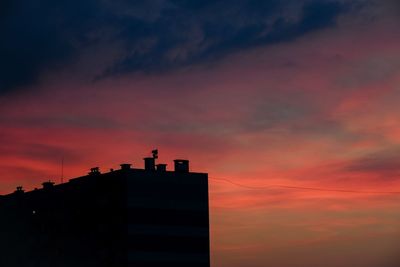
1, 150, 206, 199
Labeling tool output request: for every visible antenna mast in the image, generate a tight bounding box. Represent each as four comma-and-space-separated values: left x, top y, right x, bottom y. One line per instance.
61, 157, 64, 184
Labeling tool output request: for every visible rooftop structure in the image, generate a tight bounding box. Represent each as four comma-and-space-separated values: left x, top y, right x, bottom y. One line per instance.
0, 151, 210, 267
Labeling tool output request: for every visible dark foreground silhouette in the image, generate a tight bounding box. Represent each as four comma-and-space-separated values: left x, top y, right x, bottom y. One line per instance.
0, 153, 210, 267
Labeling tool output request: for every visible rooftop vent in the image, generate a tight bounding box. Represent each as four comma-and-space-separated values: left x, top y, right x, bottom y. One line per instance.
42, 181, 55, 190
174, 159, 189, 173
120, 164, 132, 170
14, 186, 24, 194
89, 167, 101, 175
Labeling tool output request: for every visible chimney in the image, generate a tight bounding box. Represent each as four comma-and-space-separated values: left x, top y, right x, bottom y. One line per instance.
42, 181, 55, 190
14, 186, 24, 194
174, 159, 189, 173
89, 167, 100, 175
120, 164, 132, 170
144, 157, 155, 171
156, 164, 167, 172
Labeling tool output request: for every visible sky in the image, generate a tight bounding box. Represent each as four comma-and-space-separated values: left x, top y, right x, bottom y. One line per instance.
1, 0, 400, 266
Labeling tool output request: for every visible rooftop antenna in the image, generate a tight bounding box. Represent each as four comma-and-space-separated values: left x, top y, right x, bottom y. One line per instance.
152, 149, 158, 159
61, 157, 64, 184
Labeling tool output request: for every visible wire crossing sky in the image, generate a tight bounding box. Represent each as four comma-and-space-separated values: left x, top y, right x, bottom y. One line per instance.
210, 177, 400, 194
1, 0, 400, 266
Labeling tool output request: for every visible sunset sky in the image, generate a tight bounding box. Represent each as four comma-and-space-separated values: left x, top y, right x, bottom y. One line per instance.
1, 1, 400, 266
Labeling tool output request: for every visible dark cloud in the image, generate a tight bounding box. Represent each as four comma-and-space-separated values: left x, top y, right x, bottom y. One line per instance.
0, 0, 349, 94
104, 0, 347, 77
344, 148, 400, 179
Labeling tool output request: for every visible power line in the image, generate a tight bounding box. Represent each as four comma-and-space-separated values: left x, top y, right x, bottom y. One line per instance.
209, 177, 400, 195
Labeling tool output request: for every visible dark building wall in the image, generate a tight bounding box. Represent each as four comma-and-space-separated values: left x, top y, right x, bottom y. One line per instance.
0, 167, 209, 267
0, 174, 127, 267
126, 170, 209, 267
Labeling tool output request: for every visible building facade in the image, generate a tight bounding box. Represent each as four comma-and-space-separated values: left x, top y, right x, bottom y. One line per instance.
0, 155, 210, 267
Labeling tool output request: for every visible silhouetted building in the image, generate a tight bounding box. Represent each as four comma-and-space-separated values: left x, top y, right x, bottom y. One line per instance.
0, 153, 209, 267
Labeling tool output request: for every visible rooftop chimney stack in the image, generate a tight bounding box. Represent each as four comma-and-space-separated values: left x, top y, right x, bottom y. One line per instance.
42, 181, 55, 190
174, 159, 189, 173
144, 157, 155, 171
120, 164, 132, 170
14, 186, 24, 194
89, 167, 100, 175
